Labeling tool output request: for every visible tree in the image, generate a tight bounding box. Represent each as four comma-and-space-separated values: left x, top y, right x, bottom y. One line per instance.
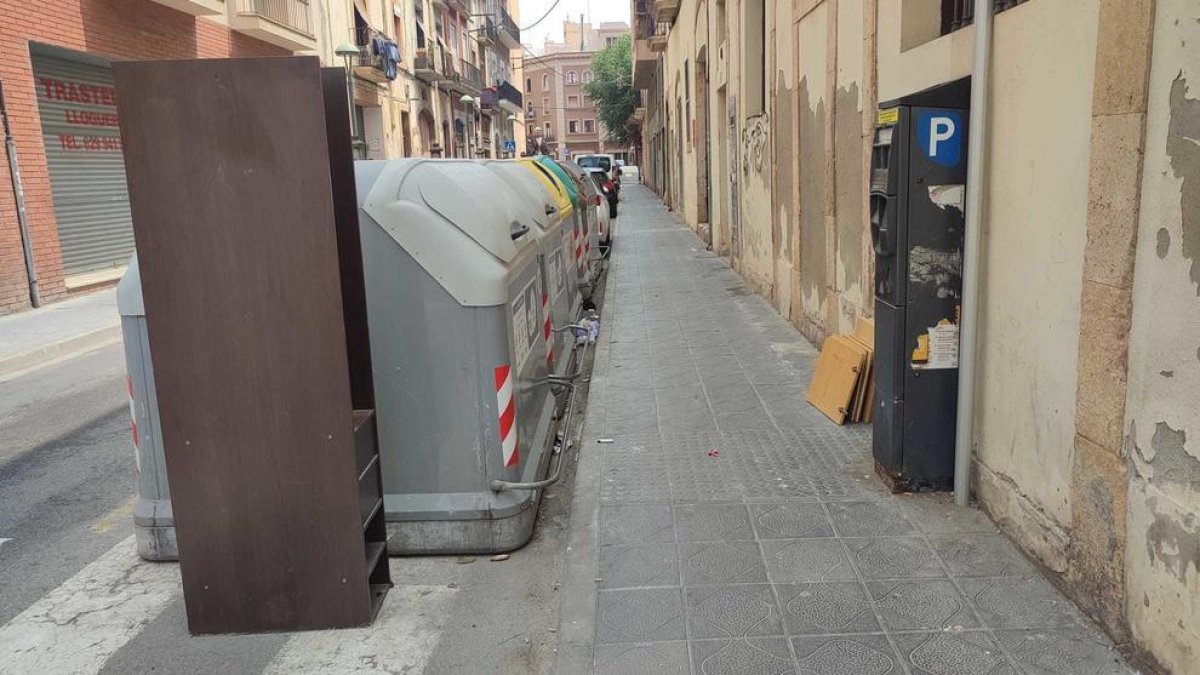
584, 34, 639, 147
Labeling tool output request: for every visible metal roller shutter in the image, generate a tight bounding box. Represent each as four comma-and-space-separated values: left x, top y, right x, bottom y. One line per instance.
32, 50, 134, 277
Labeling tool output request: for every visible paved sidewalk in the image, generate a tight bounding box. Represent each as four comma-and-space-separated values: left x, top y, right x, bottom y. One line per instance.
560, 185, 1133, 674
0, 287, 120, 376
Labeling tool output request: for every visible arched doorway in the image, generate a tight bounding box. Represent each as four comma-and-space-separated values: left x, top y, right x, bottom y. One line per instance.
418, 109, 436, 157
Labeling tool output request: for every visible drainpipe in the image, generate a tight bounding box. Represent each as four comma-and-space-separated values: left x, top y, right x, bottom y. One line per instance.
0, 80, 40, 308
955, 0, 994, 506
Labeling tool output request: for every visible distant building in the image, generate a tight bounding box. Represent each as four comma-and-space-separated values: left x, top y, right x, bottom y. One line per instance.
523, 20, 629, 160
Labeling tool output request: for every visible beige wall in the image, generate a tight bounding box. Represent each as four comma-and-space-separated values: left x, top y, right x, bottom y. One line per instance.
1124, 1, 1200, 670
971, 0, 1100, 571
636, 0, 1200, 669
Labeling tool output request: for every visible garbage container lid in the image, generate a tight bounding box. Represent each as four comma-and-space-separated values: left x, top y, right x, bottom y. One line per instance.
358, 159, 538, 307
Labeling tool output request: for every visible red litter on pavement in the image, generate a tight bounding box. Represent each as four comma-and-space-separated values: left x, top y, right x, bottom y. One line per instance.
707, 449, 719, 457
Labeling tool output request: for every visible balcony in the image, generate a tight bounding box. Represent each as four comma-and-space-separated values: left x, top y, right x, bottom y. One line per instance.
455, 59, 483, 95
648, 21, 670, 52
633, 26, 656, 88
481, 81, 523, 115
150, 0, 223, 16
354, 28, 397, 84
653, 0, 680, 22
230, 0, 315, 51
476, 17, 497, 46
497, 6, 521, 50
414, 46, 451, 84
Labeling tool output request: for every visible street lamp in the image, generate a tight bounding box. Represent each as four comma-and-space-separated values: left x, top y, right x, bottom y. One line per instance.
334, 42, 367, 159
459, 94, 475, 159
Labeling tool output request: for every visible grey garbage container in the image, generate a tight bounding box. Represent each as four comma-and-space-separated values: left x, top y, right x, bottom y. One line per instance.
356, 159, 561, 554
481, 159, 582, 378
117, 255, 177, 561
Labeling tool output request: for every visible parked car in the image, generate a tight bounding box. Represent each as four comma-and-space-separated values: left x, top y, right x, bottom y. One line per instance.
583, 166, 619, 220
575, 154, 620, 197
561, 161, 611, 247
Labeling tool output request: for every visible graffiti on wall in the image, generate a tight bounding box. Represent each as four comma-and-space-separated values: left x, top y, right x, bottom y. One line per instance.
742, 114, 770, 177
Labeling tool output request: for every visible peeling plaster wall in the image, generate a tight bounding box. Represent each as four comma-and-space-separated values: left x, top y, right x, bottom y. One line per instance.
1124, 4, 1200, 669
772, 0, 796, 318
833, 0, 866, 334
968, 0, 1098, 572
796, 5, 829, 340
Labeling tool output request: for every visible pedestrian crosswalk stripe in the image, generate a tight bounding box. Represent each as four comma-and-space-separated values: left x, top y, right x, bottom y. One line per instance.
0, 535, 178, 674
262, 583, 456, 674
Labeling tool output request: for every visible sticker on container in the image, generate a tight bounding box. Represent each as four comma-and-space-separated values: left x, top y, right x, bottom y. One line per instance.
550, 249, 566, 297
511, 277, 539, 369
911, 319, 959, 370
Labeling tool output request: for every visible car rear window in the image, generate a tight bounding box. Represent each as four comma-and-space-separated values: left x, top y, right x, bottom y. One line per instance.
578, 156, 611, 172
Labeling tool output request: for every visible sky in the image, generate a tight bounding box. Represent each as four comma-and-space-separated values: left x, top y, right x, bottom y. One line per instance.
518, 0, 631, 50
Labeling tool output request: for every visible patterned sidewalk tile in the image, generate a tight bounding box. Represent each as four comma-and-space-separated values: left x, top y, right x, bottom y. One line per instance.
791, 634, 901, 675
595, 588, 686, 643
684, 584, 785, 639
690, 638, 797, 675
775, 582, 882, 635
594, 641, 690, 675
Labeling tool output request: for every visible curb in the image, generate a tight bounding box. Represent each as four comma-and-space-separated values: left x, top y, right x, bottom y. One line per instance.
0, 324, 122, 378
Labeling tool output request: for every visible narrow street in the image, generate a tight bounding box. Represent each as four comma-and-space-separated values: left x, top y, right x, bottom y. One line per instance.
0, 183, 1138, 674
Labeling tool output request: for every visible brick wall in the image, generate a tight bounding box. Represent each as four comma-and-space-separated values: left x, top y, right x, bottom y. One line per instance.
0, 0, 287, 314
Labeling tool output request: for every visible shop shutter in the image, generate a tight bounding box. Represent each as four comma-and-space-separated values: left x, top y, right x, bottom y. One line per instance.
32, 51, 134, 277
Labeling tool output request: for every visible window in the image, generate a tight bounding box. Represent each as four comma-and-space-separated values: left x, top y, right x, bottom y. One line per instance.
568, 95, 579, 108
606, 36, 618, 46
526, 103, 534, 115
542, 97, 549, 114
525, 77, 532, 92
567, 71, 577, 84
939, 0, 1030, 37
544, 122, 551, 136
582, 70, 592, 84
569, 120, 579, 134
542, 74, 550, 88
529, 124, 536, 135
584, 119, 595, 133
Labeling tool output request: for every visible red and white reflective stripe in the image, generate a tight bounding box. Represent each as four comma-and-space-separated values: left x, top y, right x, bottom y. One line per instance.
574, 227, 584, 274
125, 375, 139, 449
541, 291, 554, 369
494, 365, 519, 468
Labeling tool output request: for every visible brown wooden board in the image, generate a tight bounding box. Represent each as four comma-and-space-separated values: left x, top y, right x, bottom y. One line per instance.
806, 336, 868, 425
854, 317, 875, 350
115, 57, 373, 634
845, 334, 875, 422
322, 68, 375, 411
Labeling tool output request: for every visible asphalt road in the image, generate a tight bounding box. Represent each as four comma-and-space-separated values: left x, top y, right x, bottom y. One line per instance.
0, 337, 584, 673
0, 342, 136, 625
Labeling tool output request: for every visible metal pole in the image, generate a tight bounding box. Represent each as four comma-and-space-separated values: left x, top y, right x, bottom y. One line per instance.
342, 56, 361, 158
0, 80, 40, 307
954, 0, 994, 507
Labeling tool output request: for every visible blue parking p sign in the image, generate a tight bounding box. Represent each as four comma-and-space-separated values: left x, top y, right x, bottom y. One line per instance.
917, 110, 962, 168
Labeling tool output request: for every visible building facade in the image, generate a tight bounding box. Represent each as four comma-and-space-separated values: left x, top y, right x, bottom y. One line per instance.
329, 0, 522, 162
0, 0, 300, 314
0, 0, 523, 316
522, 20, 629, 160
634, 0, 1200, 671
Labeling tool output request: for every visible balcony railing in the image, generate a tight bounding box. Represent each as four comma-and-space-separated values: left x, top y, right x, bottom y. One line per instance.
497, 6, 521, 48
236, 0, 313, 36
941, 0, 1029, 35
459, 59, 483, 92
476, 17, 497, 45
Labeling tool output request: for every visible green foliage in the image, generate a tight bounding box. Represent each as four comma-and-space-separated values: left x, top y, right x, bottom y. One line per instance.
583, 34, 638, 146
